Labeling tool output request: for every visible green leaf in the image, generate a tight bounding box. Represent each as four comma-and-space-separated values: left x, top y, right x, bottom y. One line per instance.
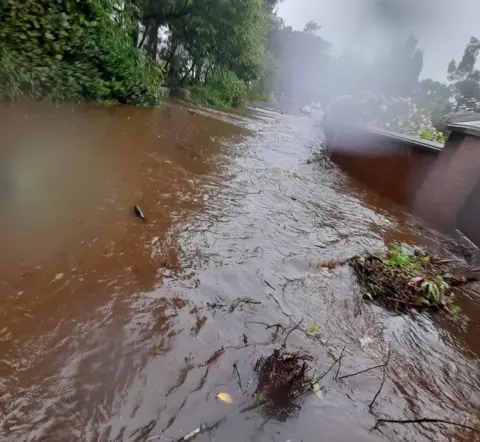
152, 346, 164, 356
448, 303, 461, 314
311, 380, 323, 399
307, 324, 319, 333
363, 291, 373, 300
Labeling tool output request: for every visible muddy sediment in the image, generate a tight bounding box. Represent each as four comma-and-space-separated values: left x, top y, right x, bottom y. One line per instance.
0, 102, 479, 441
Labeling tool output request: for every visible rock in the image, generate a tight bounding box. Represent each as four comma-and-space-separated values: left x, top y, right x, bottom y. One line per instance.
160, 86, 171, 97
170, 87, 191, 101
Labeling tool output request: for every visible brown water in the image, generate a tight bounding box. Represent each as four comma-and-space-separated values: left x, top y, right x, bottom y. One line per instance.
0, 102, 479, 442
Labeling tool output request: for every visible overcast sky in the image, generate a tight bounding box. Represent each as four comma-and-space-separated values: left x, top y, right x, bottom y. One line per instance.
278, 0, 480, 80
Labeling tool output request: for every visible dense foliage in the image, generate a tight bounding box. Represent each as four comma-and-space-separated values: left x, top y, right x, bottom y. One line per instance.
353, 244, 460, 314
1, 0, 478, 116
0, 0, 275, 107
132, 0, 272, 108
0, 0, 163, 104
447, 37, 480, 113
190, 70, 247, 108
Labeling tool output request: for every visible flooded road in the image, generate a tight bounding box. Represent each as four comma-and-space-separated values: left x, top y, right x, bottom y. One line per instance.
0, 102, 479, 442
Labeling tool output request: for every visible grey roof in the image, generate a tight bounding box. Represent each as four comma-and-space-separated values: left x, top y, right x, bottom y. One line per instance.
364, 125, 444, 150
447, 112, 480, 137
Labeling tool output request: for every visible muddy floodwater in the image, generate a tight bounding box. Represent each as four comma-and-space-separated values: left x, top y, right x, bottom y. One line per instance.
0, 102, 479, 442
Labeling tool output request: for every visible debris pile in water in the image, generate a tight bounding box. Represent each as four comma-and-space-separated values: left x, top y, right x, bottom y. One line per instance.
351, 244, 460, 313
254, 348, 313, 413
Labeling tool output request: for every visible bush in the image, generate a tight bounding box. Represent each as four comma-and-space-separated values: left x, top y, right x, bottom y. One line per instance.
0, 0, 163, 105
328, 93, 446, 144
190, 70, 247, 108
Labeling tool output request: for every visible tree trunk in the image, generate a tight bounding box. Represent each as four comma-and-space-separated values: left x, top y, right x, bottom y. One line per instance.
179, 62, 196, 86
138, 22, 149, 49
164, 38, 178, 78
132, 22, 139, 47
146, 21, 159, 61
195, 61, 203, 83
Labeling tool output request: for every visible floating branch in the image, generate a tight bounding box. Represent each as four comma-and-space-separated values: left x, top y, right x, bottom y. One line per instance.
233, 361, 243, 391
374, 417, 480, 435
339, 363, 385, 380
334, 346, 346, 381
369, 348, 391, 412
317, 348, 345, 381
318, 255, 358, 270
229, 298, 262, 313
244, 321, 284, 341
282, 319, 304, 348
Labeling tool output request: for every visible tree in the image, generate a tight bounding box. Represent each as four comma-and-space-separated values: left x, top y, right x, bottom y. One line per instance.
447, 37, 480, 112
268, 19, 332, 103
369, 35, 424, 97
0, 0, 163, 104
131, 0, 270, 106
303, 21, 321, 35
0, 0, 275, 107
413, 79, 453, 130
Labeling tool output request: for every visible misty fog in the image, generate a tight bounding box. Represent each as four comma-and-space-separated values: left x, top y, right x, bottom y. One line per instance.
266, 0, 480, 141
278, 0, 479, 80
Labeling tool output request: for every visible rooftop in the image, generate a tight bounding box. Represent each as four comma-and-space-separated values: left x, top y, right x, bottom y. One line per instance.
447, 113, 480, 137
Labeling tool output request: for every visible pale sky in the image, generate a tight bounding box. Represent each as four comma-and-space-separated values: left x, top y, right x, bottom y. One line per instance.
278, 0, 480, 80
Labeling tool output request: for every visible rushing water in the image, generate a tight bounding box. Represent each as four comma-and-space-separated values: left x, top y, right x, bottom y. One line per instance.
0, 102, 479, 442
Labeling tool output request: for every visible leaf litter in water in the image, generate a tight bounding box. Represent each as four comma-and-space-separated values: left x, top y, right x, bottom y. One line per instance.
215, 392, 233, 404
311, 380, 326, 399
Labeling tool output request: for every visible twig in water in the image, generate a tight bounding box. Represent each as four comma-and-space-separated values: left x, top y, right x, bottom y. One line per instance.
206, 302, 227, 310
434, 259, 456, 265
233, 361, 243, 391
282, 319, 304, 348
244, 321, 284, 331
369, 348, 391, 412
264, 279, 276, 290
204, 347, 225, 366
318, 255, 358, 270
387, 297, 418, 307
244, 321, 284, 341
170, 416, 226, 442
229, 298, 262, 313
318, 355, 340, 381
339, 363, 385, 380
374, 417, 480, 434
334, 346, 346, 381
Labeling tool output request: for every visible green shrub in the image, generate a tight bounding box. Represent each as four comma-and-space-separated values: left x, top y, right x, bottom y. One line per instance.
190, 70, 247, 108
417, 128, 446, 144
0, 0, 163, 105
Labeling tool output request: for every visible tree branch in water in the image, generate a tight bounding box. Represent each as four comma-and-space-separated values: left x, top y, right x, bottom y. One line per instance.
374, 417, 480, 434
339, 363, 385, 380
334, 346, 346, 381
318, 255, 358, 270
369, 348, 391, 411
282, 319, 304, 348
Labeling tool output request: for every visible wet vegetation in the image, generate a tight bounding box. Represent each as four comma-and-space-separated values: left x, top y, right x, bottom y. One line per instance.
352, 244, 461, 314
254, 348, 314, 416
0, 0, 163, 105
2, 0, 479, 119
0, 0, 277, 107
